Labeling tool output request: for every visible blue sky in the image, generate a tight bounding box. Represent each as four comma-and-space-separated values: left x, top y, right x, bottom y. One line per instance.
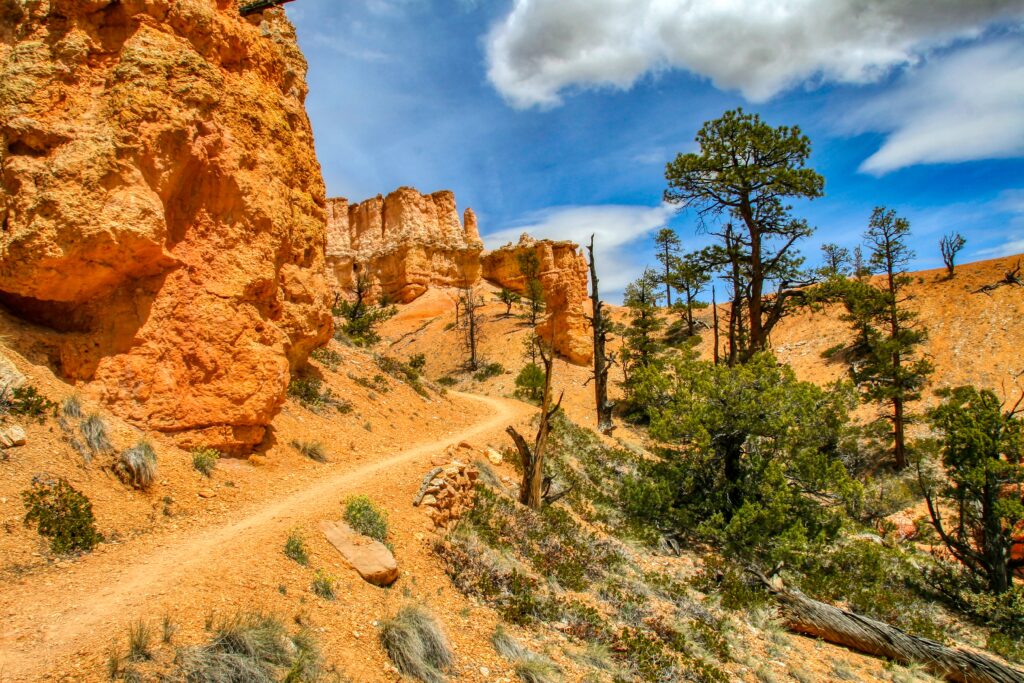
285, 0, 1024, 300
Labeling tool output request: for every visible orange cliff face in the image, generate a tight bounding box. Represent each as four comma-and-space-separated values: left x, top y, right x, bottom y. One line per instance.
0, 1, 333, 452
325, 187, 483, 303
482, 234, 593, 365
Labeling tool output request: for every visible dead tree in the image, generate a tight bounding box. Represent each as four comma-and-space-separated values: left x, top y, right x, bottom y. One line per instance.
584, 235, 616, 434
458, 288, 484, 371
711, 286, 720, 366
940, 232, 966, 278
750, 568, 1024, 683
975, 260, 1023, 295
506, 337, 564, 510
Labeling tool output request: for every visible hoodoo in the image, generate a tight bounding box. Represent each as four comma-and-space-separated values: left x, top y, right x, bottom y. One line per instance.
0, 1, 333, 451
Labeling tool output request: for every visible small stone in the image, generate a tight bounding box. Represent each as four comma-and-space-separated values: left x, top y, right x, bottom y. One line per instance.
458, 441, 473, 450
487, 449, 503, 465
0, 424, 26, 448
480, 666, 490, 677
198, 489, 216, 499
420, 494, 437, 506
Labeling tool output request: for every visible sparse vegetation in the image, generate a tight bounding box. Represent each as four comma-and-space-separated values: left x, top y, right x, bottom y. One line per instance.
376, 355, 429, 397
114, 441, 157, 490
436, 376, 457, 388
285, 531, 309, 566
288, 375, 352, 414
310, 346, 343, 371
311, 571, 336, 600
344, 495, 388, 542
333, 272, 396, 346
493, 627, 560, 683
379, 605, 453, 683
22, 475, 102, 553
473, 361, 504, 382
291, 439, 328, 463
192, 448, 220, 477
0, 383, 57, 421
126, 621, 152, 662
161, 615, 177, 644
514, 362, 545, 402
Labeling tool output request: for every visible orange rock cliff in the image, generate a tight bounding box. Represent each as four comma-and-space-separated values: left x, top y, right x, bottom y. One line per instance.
0, 1, 333, 452
326, 188, 593, 365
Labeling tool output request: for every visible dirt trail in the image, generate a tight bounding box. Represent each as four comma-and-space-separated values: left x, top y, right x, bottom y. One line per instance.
0, 391, 530, 682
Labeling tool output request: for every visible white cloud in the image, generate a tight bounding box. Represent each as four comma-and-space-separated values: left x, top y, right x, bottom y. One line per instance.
484, 203, 675, 297
855, 40, 1024, 174
977, 189, 1024, 258
485, 0, 1023, 108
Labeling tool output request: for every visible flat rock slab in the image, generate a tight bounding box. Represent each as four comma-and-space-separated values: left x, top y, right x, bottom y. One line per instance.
320, 520, 399, 587
0, 424, 26, 449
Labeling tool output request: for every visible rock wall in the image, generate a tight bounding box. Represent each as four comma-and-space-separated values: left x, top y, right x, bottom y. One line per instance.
0, 1, 333, 452
482, 234, 592, 365
325, 187, 483, 303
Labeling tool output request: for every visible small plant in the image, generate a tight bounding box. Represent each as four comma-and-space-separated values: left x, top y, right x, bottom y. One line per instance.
0, 384, 57, 421
62, 395, 82, 419
310, 346, 342, 371
344, 495, 388, 542
380, 605, 453, 683
80, 414, 112, 455
311, 570, 336, 600
285, 531, 309, 566
291, 439, 328, 463
22, 475, 102, 553
192, 448, 220, 477
106, 648, 123, 680
114, 441, 157, 490
473, 362, 504, 382
126, 620, 152, 662
161, 615, 177, 644
288, 374, 351, 413
408, 354, 427, 372
515, 657, 561, 683
514, 363, 545, 402
436, 376, 457, 387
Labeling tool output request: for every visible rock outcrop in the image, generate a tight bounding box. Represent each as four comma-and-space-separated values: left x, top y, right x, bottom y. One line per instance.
325, 187, 483, 303
482, 234, 592, 365
0, 1, 333, 451
320, 519, 399, 587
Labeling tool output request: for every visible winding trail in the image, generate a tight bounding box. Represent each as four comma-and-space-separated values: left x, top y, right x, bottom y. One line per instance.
0, 391, 530, 682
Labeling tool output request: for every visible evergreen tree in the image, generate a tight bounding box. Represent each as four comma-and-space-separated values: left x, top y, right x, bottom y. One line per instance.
855, 207, 933, 470
819, 243, 852, 278
670, 252, 711, 337
621, 269, 664, 394
654, 228, 682, 306
496, 287, 521, 316
665, 109, 823, 362
332, 272, 396, 346
517, 250, 546, 327
922, 386, 1024, 594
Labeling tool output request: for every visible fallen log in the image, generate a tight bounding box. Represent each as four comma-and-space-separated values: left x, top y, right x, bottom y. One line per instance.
749, 569, 1024, 683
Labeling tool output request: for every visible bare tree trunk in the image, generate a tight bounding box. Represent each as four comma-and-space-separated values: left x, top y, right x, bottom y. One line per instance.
507, 337, 563, 510
711, 287, 720, 366
586, 235, 614, 434
752, 571, 1024, 683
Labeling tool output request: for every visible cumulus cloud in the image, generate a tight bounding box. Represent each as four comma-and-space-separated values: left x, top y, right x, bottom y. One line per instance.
483, 203, 675, 298
485, 0, 1023, 108
855, 40, 1024, 174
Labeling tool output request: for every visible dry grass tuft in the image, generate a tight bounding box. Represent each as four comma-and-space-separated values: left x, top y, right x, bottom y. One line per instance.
379, 605, 453, 683
115, 441, 157, 490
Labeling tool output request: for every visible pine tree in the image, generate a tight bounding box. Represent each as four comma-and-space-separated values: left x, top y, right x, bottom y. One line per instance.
670, 252, 711, 337
516, 250, 546, 327
654, 228, 682, 307
621, 269, 664, 394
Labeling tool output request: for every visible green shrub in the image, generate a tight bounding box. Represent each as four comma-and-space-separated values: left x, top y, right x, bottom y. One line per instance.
22, 476, 102, 553
291, 440, 328, 463
408, 354, 427, 372
288, 375, 351, 414
376, 356, 428, 397
473, 362, 504, 382
192, 448, 220, 477
0, 384, 57, 421
114, 441, 157, 490
310, 346, 342, 371
436, 376, 457, 388
514, 363, 545, 402
284, 531, 309, 566
311, 571, 336, 600
344, 495, 388, 542
380, 605, 453, 683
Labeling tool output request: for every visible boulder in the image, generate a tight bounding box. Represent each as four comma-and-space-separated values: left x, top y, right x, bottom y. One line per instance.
0, 424, 26, 448
320, 520, 399, 587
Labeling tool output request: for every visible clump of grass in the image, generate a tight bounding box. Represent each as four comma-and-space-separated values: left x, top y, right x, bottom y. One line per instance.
311, 571, 336, 600
162, 615, 178, 644
284, 531, 309, 566
22, 475, 102, 553
380, 606, 453, 683
344, 495, 388, 542
174, 611, 314, 683
192, 448, 220, 477
291, 439, 328, 463
62, 395, 82, 419
493, 627, 561, 683
114, 441, 157, 490
127, 620, 152, 662
80, 413, 112, 456
831, 660, 859, 681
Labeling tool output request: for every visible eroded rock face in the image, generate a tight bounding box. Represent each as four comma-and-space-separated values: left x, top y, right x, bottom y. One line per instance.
482, 234, 592, 365
0, 1, 333, 451
325, 187, 483, 303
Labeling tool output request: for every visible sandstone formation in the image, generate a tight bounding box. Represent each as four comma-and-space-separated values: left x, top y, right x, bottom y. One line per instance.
482, 234, 593, 365
0, 1, 333, 451
413, 459, 480, 531
325, 187, 483, 303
